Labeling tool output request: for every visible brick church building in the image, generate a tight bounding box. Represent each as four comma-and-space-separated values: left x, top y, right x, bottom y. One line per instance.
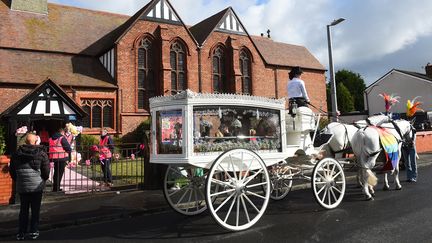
0, 0, 326, 148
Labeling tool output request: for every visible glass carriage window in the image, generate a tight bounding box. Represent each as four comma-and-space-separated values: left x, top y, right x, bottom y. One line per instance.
192, 106, 281, 154
137, 38, 156, 110
156, 110, 183, 154
212, 46, 226, 93
170, 41, 187, 94
239, 50, 252, 95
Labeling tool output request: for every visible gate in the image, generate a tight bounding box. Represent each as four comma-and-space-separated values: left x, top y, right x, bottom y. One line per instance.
46, 143, 145, 194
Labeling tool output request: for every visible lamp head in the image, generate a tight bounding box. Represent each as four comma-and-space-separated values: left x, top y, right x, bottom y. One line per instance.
330, 18, 345, 26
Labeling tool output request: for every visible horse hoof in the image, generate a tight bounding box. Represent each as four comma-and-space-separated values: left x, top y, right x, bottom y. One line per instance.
371, 192, 376, 197
396, 186, 402, 190
383, 186, 390, 191
365, 196, 374, 201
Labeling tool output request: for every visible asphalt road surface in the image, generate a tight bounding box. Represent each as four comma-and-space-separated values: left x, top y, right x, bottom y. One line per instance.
15, 165, 432, 242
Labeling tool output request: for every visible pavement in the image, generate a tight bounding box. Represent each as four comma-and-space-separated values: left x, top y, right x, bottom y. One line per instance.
1, 152, 431, 239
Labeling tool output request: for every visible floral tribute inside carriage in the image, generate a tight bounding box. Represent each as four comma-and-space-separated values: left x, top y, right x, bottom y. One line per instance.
149, 90, 346, 231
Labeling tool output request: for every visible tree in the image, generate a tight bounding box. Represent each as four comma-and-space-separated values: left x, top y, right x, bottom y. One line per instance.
335, 69, 366, 111
337, 83, 355, 113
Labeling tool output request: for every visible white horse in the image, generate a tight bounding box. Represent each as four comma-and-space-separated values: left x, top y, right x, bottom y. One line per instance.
351, 119, 416, 200
321, 122, 362, 159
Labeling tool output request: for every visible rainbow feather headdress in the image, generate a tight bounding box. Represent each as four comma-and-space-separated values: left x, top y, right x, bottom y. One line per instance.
406, 96, 423, 118
378, 93, 400, 113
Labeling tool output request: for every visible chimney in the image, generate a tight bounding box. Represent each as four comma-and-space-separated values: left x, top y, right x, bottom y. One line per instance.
11, 0, 48, 15
267, 29, 271, 38
426, 62, 432, 79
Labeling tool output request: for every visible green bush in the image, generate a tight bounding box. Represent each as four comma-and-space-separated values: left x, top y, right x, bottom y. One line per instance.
0, 124, 6, 155
78, 134, 99, 148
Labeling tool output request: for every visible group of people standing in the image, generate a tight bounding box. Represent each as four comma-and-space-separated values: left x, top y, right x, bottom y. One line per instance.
9, 127, 114, 240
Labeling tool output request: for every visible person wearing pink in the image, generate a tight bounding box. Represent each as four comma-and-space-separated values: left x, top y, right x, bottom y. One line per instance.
99, 128, 114, 186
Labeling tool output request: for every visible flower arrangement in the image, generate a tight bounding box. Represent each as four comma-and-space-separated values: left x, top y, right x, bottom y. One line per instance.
15, 126, 28, 136
194, 139, 280, 153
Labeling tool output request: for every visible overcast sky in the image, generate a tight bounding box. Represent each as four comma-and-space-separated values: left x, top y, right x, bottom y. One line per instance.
49, 0, 432, 86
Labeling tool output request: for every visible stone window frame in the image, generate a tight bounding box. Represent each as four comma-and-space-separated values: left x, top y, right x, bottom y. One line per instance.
212, 45, 227, 94
170, 41, 187, 94
81, 99, 114, 129
239, 48, 252, 95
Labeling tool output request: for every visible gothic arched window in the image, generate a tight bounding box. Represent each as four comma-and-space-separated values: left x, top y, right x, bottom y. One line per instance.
170, 41, 187, 93
137, 38, 156, 110
212, 46, 227, 93
239, 49, 252, 95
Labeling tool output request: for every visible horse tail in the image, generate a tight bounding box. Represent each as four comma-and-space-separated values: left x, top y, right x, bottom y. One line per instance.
366, 169, 378, 186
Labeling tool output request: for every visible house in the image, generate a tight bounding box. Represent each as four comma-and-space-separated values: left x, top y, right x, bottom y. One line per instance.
364, 66, 432, 119
0, 0, 326, 150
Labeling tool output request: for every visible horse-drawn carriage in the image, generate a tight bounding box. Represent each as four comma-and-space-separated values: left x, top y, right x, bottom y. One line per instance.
149, 90, 346, 231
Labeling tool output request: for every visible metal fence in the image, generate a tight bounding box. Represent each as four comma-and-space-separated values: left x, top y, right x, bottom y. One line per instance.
45, 143, 145, 194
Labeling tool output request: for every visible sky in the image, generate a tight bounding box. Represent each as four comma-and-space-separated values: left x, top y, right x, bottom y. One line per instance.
49, 0, 432, 86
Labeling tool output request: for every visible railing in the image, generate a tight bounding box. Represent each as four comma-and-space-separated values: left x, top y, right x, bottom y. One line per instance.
45, 143, 145, 194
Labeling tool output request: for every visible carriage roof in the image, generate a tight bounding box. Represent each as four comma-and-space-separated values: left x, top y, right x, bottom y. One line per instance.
149, 90, 286, 110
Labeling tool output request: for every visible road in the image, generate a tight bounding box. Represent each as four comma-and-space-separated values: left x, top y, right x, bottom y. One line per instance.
30, 165, 432, 242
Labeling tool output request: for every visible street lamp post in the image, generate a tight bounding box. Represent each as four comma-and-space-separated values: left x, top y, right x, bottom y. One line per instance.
327, 18, 345, 121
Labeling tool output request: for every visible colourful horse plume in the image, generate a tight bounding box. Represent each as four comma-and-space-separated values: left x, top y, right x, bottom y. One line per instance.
378, 93, 400, 113
406, 96, 423, 117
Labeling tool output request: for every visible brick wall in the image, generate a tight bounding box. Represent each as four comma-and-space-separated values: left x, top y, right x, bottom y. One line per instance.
415, 131, 432, 153
0, 86, 32, 114
0, 156, 12, 205
116, 20, 198, 134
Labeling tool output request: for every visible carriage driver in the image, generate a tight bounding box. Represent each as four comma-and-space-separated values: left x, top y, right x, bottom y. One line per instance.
287, 66, 310, 110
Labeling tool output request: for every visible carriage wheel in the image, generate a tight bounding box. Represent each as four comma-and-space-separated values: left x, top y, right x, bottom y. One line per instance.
311, 158, 346, 209
269, 160, 293, 201
163, 165, 207, 215
206, 149, 270, 231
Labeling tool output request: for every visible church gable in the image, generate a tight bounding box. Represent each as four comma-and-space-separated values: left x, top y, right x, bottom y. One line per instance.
216, 9, 246, 35
141, 0, 181, 24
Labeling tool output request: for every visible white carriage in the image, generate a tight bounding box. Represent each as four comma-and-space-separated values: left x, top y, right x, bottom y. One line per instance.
149, 90, 346, 231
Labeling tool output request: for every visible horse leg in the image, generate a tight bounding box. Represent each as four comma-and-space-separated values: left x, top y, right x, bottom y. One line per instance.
383, 173, 390, 191
395, 148, 402, 190
361, 169, 373, 200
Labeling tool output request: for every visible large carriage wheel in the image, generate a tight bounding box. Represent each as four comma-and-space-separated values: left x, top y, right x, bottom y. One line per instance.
269, 160, 293, 201
205, 149, 270, 231
163, 165, 207, 215
311, 158, 346, 209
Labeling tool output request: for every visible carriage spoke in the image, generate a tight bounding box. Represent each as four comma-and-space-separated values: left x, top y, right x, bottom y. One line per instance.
330, 163, 336, 177
317, 171, 326, 181
229, 155, 239, 181
243, 168, 264, 185
314, 181, 328, 185
327, 189, 332, 205
210, 188, 236, 197
241, 157, 255, 182
332, 186, 342, 194
316, 183, 326, 195
224, 195, 237, 223
212, 178, 235, 188
168, 185, 188, 197
186, 189, 193, 212
215, 192, 235, 213
246, 181, 268, 189
320, 187, 328, 203
243, 194, 260, 213
236, 196, 240, 227
246, 191, 266, 200
331, 171, 342, 180
176, 188, 191, 207
194, 188, 200, 211
329, 187, 338, 203
240, 195, 251, 223
218, 164, 234, 181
